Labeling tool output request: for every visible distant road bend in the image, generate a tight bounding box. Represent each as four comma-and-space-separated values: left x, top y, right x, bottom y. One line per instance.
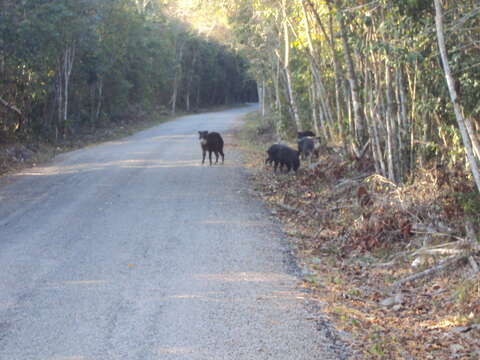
0, 105, 346, 359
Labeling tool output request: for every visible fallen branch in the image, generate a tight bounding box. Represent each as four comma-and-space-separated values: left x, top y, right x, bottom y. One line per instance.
0, 96, 23, 118
413, 248, 464, 256
0, 96, 25, 132
393, 255, 467, 288
411, 231, 464, 241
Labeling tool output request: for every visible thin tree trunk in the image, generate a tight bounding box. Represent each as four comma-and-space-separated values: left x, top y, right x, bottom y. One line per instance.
371, 62, 387, 176
385, 65, 397, 182
185, 48, 197, 113
63, 43, 75, 138
305, 0, 347, 145
258, 78, 266, 117
396, 66, 410, 181
274, 55, 282, 115
282, 0, 302, 132
434, 0, 480, 192
95, 78, 103, 123
335, 1, 366, 151
300, 1, 333, 137
171, 38, 186, 115
309, 84, 320, 136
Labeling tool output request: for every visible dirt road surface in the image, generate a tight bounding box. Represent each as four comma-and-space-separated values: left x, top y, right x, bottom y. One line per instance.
0, 105, 347, 359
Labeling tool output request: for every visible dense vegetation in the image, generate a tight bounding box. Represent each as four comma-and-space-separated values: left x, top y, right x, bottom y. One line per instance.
0, 0, 257, 143
213, 0, 480, 190
228, 1, 480, 356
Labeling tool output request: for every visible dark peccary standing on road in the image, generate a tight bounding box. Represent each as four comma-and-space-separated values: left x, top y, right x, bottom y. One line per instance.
198, 131, 224, 165
265, 144, 300, 173
297, 130, 316, 139
297, 136, 321, 162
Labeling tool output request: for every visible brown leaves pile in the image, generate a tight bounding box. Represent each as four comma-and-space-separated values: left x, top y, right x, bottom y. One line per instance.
244, 146, 480, 359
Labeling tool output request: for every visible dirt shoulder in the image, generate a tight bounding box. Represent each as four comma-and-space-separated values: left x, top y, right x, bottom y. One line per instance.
237, 112, 480, 359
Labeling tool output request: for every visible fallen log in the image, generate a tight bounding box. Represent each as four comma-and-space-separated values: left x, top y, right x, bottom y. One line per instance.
392, 255, 467, 288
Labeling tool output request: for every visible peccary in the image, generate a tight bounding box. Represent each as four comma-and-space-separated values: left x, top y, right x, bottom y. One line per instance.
265, 144, 300, 173
198, 131, 224, 165
297, 136, 321, 162
297, 130, 316, 139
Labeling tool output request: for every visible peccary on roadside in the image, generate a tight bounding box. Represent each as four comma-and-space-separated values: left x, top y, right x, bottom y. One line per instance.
198, 131, 224, 165
297, 130, 316, 139
265, 144, 300, 173
297, 136, 321, 162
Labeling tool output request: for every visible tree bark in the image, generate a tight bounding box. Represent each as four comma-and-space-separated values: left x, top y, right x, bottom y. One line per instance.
385, 65, 397, 182
62, 43, 75, 138
171, 37, 186, 115
335, 1, 366, 150
305, 0, 349, 145
282, 0, 302, 132
434, 0, 480, 192
301, 1, 329, 138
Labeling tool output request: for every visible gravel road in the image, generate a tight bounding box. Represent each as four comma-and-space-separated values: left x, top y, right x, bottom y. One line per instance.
0, 105, 348, 359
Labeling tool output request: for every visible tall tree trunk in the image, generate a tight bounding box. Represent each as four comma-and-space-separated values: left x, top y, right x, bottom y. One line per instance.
309, 84, 320, 136
335, 1, 366, 152
95, 78, 103, 123
396, 66, 410, 181
171, 38, 186, 115
282, 0, 302, 132
271, 52, 283, 138
300, 1, 333, 138
305, 0, 348, 146
385, 65, 397, 182
62, 43, 75, 138
54, 42, 75, 140
258, 78, 267, 117
273, 54, 282, 115
434, 0, 480, 192
185, 49, 197, 113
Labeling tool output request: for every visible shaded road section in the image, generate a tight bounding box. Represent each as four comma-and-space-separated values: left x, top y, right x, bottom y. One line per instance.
0, 105, 346, 359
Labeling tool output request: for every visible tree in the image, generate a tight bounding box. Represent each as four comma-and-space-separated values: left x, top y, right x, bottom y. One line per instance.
434, 0, 480, 192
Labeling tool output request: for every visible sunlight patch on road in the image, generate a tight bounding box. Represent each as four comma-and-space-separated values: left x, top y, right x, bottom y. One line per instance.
156, 346, 198, 355
150, 134, 195, 141
199, 220, 266, 226
118, 159, 201, 169
195, 272, 294, 284
43, 280, 108, 289
14, 159, 204, 176
143, 291, 224, 304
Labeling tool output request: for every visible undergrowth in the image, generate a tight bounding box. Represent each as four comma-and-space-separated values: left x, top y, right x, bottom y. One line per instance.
238, 112, 480, 359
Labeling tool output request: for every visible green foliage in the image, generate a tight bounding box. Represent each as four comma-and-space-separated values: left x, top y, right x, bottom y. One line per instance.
0, 0, 257, 141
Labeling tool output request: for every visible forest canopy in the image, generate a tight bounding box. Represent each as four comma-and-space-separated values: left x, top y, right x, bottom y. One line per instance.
2, 0, 480, 191
0, 0, 258, 142
209, 0, 480, 188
